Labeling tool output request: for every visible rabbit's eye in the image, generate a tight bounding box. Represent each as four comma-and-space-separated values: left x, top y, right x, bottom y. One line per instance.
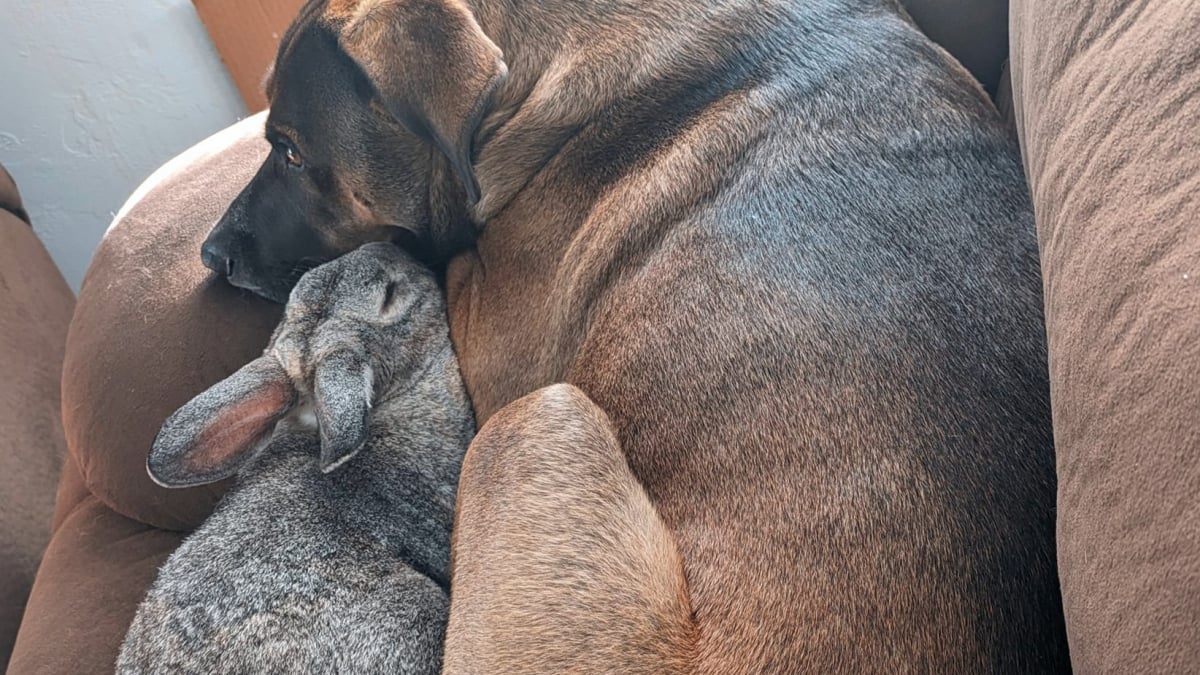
380, 281, 401, 315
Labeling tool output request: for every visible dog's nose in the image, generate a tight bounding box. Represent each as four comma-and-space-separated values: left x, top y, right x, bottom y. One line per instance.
201, 240, 236, 278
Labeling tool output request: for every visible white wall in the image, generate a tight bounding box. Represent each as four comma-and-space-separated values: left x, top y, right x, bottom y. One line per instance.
0, 0, 249, 290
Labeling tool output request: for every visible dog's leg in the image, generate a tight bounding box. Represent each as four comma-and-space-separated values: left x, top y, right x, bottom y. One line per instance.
444, 384, 695, 674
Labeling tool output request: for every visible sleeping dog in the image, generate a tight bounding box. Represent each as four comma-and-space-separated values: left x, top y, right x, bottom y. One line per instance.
201, 0, 1069, 671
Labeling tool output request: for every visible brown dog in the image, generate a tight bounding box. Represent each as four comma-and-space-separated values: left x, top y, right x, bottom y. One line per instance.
203, 0, 1069, 671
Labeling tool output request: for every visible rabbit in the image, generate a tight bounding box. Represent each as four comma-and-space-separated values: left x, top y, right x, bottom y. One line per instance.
116, 241, 475, 674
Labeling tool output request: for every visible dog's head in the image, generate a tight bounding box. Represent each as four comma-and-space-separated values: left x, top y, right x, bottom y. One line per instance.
203, 0, 507, 302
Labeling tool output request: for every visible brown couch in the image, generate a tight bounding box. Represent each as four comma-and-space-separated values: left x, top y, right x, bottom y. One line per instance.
7, 1, 1199, 672
0, 165, 74, 670
1011, 2, 1200, 671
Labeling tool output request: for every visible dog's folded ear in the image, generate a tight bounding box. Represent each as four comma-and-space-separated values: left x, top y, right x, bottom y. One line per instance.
148, 356, 298, 488
313, 350, 373, 473
334, 0, 507, 205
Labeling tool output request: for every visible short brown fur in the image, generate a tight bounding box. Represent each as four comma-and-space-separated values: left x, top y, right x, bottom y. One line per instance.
446, 384, 695, 673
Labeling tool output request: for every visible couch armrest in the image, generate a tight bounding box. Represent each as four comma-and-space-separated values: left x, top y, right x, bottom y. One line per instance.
0, 178, 73, 670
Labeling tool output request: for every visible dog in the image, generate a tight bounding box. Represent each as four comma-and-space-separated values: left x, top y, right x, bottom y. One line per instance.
202, 0, 1070, 671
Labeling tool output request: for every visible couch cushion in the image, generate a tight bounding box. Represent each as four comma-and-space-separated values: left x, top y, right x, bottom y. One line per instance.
1011, 2, 1200, 671
0, 203, 73, 670
60, 112, 280, 533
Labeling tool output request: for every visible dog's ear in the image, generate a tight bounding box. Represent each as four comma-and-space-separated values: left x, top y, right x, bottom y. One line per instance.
148, 356, 297, 488
313, 350, 373, 473
335, 0, 507, 204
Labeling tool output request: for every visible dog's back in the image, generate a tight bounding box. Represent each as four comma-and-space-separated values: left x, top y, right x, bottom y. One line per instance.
455, 3, 1064, 671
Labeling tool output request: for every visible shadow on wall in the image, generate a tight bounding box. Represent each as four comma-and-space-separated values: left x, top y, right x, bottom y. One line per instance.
0, 0, 249, 290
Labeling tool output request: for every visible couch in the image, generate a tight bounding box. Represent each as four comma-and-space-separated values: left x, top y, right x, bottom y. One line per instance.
0, 165, 74, 670
6, 1, 1199, 672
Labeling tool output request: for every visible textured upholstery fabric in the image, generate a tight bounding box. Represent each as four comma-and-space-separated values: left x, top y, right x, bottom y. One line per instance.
1011, 2, 1200, 671
0, 175, 74, 671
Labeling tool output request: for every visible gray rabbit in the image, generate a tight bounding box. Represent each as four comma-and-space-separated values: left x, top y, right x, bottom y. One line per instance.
117, 242, 475, 674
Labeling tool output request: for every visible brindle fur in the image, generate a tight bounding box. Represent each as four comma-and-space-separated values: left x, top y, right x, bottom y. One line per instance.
204, 0, 1069, 671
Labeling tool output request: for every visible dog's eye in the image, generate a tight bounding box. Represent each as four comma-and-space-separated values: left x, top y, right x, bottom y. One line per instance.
284, 145, 303, 169
278, 141, 303, 170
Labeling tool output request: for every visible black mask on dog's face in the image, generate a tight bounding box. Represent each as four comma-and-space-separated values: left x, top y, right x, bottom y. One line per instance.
203, 0, 506, 303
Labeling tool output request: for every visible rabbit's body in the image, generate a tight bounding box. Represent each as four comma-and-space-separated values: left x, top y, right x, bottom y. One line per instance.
118, 244, 474, 674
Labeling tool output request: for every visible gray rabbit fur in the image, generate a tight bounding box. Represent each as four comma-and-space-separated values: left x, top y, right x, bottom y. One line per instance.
116, 242, 475, 674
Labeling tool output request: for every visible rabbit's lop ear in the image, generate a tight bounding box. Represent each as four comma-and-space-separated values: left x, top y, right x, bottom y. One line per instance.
314, 350, 373, 474
148, 356, 298, 488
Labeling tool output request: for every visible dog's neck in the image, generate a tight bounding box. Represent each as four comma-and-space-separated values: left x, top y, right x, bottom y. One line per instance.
459, 0, 786, 224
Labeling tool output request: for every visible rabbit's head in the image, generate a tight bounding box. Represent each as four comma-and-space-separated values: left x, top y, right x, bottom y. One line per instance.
148, 242, 444, 488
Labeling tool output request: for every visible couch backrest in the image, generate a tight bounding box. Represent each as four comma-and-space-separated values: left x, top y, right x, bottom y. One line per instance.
1010, 1, 1200, 671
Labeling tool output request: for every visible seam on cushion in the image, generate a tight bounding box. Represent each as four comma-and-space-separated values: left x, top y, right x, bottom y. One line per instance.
11, 491, 182, 668
50, 442, 93, 533
0, 203, 32, 226
60, 398, 169, 531
59, 302, 169, 531
73, 443, 186, 532
51, 490, 173, 552
52, 492, 188, 569
68, 410, 214, 534
97, 517, 191, 555
0, 165, 30, 225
